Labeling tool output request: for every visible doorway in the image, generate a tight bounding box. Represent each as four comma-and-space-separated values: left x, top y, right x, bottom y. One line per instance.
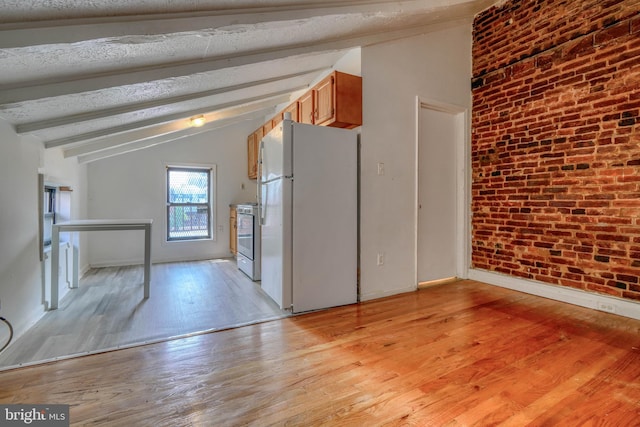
416, 99, 468, 286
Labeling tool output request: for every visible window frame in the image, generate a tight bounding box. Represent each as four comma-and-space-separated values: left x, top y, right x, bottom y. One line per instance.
165, 164, 216, 243
43, 185, 57, 246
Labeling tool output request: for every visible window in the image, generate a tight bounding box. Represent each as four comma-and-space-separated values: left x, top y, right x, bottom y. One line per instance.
43, 186, 56, 246
166, 166, 213, 241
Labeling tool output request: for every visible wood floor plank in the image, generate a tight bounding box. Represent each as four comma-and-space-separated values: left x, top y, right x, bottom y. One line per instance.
0, 259, 286, 368
1, 279, 640, 426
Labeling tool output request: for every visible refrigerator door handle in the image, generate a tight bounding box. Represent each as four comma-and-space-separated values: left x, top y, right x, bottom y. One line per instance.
260, 184, 267, 225
258, 139, 265, 225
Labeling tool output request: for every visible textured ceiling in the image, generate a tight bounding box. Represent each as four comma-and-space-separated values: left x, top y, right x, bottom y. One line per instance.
0, 0, 497, 162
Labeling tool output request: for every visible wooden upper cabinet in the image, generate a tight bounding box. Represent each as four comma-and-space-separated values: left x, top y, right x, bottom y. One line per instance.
272, 113, 283, 128
262, 120, 274, 136
282, 102, 299, 122
314, 74, 335, 125
314, 71, 362, 129
298, 91, 315, 125
245, 71, 362, 179
255, 127, 263, 179
247, 127, 264, 180
247, 133, 258, 180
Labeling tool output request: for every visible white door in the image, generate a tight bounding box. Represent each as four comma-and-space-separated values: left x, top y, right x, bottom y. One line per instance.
417, 106, 459, 284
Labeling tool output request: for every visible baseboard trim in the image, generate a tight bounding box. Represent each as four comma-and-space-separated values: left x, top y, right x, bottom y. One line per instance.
88, 254, 232, 269
418, 277, 458, 289
468, 269, 640, 320
360, 284, 417, 302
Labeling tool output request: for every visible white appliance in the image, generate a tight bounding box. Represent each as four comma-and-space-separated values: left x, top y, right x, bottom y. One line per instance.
259, 117, 358, 313
236, 204, 261, 281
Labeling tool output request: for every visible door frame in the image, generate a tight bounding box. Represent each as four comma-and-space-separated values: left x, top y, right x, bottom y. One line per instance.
414, 96, 470, 286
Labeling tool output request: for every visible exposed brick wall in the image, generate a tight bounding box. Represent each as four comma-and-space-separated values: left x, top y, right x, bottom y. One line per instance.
471, 0, 640, 300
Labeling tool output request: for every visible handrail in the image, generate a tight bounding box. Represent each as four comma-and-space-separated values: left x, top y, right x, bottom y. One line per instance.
0, 316, 13, 353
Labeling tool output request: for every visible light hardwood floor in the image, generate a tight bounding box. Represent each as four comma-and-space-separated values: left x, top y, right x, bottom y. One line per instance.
1, 279, 639, 425
0, 259, 286, 369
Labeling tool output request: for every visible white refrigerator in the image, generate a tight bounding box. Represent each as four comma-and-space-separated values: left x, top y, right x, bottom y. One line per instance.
259, 118, 358, 313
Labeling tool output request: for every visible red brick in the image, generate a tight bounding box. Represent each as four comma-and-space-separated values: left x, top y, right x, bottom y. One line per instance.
511, 59, 536, 76
633, 15, 640, 34
594, 21, 631, 45
472, 0, 640, 304
622, 291, 640, 300
564, 36, 596, 58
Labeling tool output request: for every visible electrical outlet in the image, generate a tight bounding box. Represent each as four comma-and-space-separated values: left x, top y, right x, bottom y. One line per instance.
218, 225, 224, 232
377, 253, 385, 266
597, 301, 616, 314
377, 162, 385, 176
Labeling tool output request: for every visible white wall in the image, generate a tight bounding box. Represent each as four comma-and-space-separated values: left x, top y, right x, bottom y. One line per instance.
333, 48, 361, 77
86, 120, 259, 266
359, 21, 473, 301
0, 119, 87, 342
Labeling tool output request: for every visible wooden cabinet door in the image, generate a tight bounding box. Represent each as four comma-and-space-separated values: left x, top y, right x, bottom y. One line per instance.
282, 102, 299, 122
314, 74, 335, 126
247, 133, 257, 180
254, 127, 263, 180
248, 127, 263, 180
298, 91, 315, 124
272, 113, 283, 128
263, 120, 273, 136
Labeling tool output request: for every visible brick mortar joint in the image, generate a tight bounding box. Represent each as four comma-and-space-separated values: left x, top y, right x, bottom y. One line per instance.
471, 11, 640, 84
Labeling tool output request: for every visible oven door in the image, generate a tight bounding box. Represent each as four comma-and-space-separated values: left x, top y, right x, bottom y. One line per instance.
237, 212, 255, 260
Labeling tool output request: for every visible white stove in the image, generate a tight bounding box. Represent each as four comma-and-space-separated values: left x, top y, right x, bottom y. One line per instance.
236, 204, 261, 281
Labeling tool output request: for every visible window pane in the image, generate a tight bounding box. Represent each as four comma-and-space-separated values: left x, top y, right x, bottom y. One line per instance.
167, 167, 212, 241
43, 214, 54, 246
43, 187, 56, 246
168, 169, 209, 204
168, 205, 210, 239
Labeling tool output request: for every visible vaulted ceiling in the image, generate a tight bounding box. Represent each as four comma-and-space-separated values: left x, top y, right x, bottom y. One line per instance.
0, 0, 496, 163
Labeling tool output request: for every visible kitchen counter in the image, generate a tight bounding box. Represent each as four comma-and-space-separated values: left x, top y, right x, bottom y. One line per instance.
230, 202, 258, 207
